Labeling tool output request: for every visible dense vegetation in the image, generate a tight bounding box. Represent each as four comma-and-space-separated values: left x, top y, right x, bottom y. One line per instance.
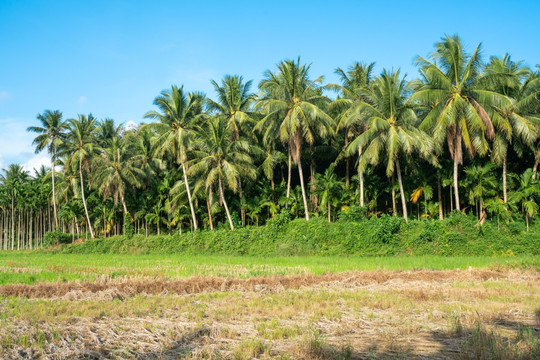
1, 35, 539, 251
54, 211, 539, 257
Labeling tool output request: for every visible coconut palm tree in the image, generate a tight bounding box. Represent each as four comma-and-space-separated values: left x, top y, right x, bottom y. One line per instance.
95, 118, 122, 147
208, 75, 256, 140
412, 35, 510, 211
485, 55, 540, 202
188, 116, 257, 230
0, 164, 30, 249
330, 62, 375, 199
27, 110, 68, 229
313, 165, 344, 222
208, 75, 258, 225
509, 169, 539, 231
144, 85, 206, 230
463, 163, 497, 219
59, 114, 99, 239
93, 136, 145, 214
346, 70, 433, 222
257, 58, 333, 220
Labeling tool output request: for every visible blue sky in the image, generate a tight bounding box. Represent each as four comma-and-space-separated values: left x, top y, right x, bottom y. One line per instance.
1, 0, 539, 171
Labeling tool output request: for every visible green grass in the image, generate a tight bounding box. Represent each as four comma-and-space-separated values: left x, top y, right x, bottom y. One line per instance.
0, 252, 537, 285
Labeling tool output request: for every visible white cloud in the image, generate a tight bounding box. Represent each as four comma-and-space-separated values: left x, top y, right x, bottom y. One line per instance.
22, 153, 51, 173
0, 117, 39, 168
125, 120, 138, 131
77, 95, 88, 104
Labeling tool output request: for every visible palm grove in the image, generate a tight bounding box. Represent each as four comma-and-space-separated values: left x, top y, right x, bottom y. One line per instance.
1, 35, 539, 250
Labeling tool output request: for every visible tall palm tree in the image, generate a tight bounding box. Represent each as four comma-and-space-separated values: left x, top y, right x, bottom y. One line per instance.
463, 163, 497, 219
330, 62, 375, 199
27, 110, 68, 229
144, 85, 206, 230
346, 70, 433, 222
485, 55, 540, 202
208, 75, 256, 139
93, 136, 145, 214
509, 169, 539, 231
0, 164, 29, 249
59, 114, 99, 239
257, 58, 333, 220
208, 75, 258, 226
188, 117, 257, 230
95, 118, 122, 147
313, 165, 344, 222
412, 35, 511, 211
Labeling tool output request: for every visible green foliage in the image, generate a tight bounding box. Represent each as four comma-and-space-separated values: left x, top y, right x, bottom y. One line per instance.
55, 215, 539, 257
373, 215, 405, 244
43, 231, 72, 247
123, 213, 134, 239
266, 209, 291, 229
338, 205, 367, 222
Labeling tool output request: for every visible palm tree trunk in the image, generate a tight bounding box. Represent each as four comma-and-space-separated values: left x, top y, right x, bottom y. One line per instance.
449, 186, 453, 212
11, 196, 15, 250
391, 175, 397, 216
297, 159, 310, 221
207, 197, 214, 231
453, 156, 460, 211
17, 211, 21, 250
182, 161, 198, 231
207, 186, 214, 231
121, 194, 128, 214
503, 153, 508, 203
219, 178, 234, 230
359, 146, 364, 207
327, 203, 331, 223
310, 158, 317, 209
344, 127, 350, 188
533, 148, 539, 179
395, 159, 408, 222
286, 151, 292, 201
438, 175, 443, 220
79, 160, 95, 239
51, 148, 58, 230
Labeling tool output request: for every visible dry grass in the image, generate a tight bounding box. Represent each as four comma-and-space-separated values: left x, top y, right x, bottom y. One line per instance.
1, 268, 534, 299
0, 268, 538, 359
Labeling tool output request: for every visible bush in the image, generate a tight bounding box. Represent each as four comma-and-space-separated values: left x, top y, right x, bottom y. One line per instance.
123, 213, 134, 239
54, 215, 540, 257
338, 205, 367, 222
372, 215, 405, 244
43, 230, 72, 247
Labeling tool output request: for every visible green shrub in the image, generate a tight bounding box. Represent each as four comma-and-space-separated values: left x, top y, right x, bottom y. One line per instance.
54, 215, 540, 257
338, 205, 367, 222
372, 215, 405, 244
123, 213, 134, 239
43, 231, 72, 247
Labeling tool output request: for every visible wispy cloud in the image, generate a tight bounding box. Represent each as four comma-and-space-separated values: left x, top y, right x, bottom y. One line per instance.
0, 91, 9, 100
0, 117, 38, 168
22, 153, 51, 173
77, 95, 88, 104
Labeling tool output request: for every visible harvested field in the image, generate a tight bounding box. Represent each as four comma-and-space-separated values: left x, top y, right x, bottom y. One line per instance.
1, 265, 539, 359
0, 268, 535, 299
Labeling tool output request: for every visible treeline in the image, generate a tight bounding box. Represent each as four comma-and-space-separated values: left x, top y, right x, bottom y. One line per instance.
1, 34, 540, 249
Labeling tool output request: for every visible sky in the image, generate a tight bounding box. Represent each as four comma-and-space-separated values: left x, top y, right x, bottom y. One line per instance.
0, 0, 539, 172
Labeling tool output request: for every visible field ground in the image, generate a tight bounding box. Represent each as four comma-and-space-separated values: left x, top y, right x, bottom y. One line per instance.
0, 254, 538, 359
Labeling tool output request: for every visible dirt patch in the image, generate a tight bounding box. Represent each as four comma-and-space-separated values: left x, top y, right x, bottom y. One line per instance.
0, 269, 535, 299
